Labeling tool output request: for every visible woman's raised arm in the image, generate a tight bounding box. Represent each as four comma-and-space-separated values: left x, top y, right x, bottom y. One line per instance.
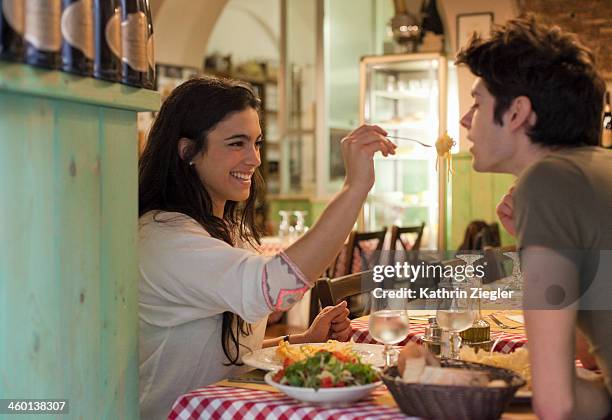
283, 124, 396, 281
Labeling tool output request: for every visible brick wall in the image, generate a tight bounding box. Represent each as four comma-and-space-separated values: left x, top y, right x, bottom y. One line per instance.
515, 0, 612, 80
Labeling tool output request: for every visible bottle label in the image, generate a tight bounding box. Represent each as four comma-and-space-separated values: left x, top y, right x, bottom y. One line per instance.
61, 0, 93, 59
2, 0, 24, 35
121, 11, 147, 72
146, 34, 154, 70
105, 9, 121, 59
25, 0, 61, 52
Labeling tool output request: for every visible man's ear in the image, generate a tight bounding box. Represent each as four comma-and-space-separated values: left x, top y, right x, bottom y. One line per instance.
506, 96, 536, 131
177, 137, 194, 162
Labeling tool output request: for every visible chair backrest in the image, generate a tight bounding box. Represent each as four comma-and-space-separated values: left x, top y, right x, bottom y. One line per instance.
458, 220, 501, 250
316, 270, 376, 308
333, 229, 387, 277
389, 223, 425, 252
482, 244, 517, 283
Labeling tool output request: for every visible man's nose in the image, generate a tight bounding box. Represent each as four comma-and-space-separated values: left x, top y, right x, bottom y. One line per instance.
460, 110, 472, 129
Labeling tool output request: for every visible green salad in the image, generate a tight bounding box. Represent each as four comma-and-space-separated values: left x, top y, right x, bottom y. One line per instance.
272, 350, 379, 390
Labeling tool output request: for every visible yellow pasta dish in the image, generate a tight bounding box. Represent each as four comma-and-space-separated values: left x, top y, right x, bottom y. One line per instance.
435, 132, 455, 178
276, 340, 358, 367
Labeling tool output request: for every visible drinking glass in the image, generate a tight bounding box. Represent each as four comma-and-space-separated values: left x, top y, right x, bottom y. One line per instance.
436, 283, 476, 359
278, 211, 292, 246
293, 211, 308, 238
368, 309, 410, 368
503, 251, 523, 292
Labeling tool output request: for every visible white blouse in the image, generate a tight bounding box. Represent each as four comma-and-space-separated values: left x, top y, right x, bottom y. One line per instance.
138, 211, 311, 419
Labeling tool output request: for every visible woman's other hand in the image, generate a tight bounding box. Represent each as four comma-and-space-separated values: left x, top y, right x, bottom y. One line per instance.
496, 186, 516, 237
341, 124, 396, 194
302, 301, 352, 343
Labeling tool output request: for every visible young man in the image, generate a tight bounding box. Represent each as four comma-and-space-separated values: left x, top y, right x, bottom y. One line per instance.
457, 16, 611, 419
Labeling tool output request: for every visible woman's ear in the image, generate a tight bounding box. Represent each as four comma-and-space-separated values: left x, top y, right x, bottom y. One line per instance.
177, 137, 194, 163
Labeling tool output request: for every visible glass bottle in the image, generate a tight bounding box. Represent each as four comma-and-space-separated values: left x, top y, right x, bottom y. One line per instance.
93, 0, 121, 82
60, 0, 93, 75
24, 0, 61, 69
0, 0, 25, 61
120, 0, 147, 87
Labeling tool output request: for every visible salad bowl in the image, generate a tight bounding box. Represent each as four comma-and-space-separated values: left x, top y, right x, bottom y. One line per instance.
264, 371, 382, 404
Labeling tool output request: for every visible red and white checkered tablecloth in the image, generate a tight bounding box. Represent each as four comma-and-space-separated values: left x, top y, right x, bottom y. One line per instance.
168, 385, 409, 420
349, 319, 528, 354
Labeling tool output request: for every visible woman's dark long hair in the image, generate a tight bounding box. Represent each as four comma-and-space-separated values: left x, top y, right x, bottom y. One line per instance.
139, 76, 265, 365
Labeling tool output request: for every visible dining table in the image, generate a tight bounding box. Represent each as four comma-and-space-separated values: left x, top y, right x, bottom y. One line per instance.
350, 309, 527, 354
167, 310, 536, 419
168, 377, 536, 420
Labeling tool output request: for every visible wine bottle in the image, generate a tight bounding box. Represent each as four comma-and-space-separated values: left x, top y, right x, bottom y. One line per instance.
120, 0, 147, 87
0, 0, 25, 61
93, 0, 121, 82
24, 0, 61, 69
60, 0, 93, 75
603, 91, 612, 149
143, 0, 154, 89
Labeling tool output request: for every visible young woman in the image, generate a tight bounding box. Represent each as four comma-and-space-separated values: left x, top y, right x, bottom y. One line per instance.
137, 76, 396, 418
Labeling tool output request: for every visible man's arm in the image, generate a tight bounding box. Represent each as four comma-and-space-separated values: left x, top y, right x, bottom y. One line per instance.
523, 246, 610, 420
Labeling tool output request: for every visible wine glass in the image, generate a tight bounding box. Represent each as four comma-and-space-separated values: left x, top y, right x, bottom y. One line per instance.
436, 283, 476, 359
278, 211, 292, 246
503, 251, 523, 292
368, 307, 409, 368
293, 211, 308, 238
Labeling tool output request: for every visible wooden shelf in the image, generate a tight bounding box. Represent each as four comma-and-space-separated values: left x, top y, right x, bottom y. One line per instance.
0, 61, 159, 112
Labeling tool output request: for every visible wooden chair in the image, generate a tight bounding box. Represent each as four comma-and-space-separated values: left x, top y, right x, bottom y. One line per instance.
389, 223, 425, 252
482, 244, 517, 284
458, 221, 501, 250
316, 270, 376, 308
332, 229, 387, 277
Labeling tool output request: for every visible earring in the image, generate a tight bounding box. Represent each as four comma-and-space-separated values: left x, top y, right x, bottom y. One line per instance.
189, 161, 195, 166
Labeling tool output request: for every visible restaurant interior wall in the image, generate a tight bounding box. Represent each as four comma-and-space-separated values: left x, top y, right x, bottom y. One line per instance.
149, 0, 609, 247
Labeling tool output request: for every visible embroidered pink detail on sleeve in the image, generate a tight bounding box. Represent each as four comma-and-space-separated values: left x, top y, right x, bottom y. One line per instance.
261, 254, 314, 312
278, 251, 312, 287
261, 265, 275, 311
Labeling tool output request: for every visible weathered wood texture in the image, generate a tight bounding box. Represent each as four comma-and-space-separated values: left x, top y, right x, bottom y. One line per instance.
449, 153, 517, 249
0, 63, 159, 419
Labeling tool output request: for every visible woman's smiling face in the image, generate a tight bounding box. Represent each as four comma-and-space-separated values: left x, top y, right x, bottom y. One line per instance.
191, 107, 263, 216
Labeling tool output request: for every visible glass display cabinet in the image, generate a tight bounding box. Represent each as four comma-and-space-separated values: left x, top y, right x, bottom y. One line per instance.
360, 53, 448, 250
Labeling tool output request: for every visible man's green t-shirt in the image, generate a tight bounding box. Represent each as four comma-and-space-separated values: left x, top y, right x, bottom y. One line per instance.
514, 146, 612, 394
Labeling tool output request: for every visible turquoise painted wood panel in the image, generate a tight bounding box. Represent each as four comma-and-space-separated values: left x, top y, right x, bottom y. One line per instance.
99, 107, 139, 419
0, 64, 157, 419
449, 153, 516, 249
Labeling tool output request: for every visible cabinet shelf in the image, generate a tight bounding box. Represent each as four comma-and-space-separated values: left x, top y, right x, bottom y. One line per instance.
373, 89, 431, 100
375, 121, 431, 131
0, 62, 159, 112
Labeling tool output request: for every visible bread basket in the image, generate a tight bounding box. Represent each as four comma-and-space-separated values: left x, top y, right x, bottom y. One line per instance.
381, 359, 526, 420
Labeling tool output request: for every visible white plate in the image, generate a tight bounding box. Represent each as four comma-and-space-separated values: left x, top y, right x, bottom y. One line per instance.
242, 343, 386, 371
264, 371, 382, 404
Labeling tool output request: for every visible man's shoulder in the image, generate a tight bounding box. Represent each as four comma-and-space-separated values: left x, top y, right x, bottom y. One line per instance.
516, 147, 608, 197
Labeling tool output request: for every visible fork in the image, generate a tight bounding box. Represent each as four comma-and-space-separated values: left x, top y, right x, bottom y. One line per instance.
489, 313, 522, 330
386, 135, 433, 148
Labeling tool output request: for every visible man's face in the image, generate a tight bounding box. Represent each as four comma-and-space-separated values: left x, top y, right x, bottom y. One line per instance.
460, 78, 516, 173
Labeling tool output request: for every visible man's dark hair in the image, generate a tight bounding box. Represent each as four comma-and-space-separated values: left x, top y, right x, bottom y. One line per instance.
456, 16, 606, 147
